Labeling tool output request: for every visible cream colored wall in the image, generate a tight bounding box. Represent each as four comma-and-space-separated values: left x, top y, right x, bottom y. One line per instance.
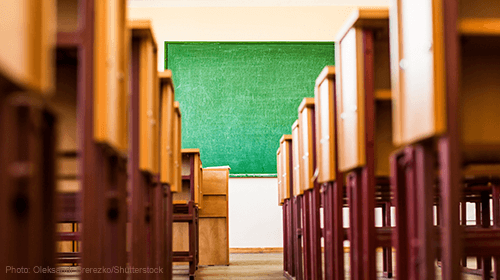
127, 4, 389, 71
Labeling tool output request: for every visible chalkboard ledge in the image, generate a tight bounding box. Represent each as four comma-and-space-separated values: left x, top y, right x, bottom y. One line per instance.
230, 174, 277, 178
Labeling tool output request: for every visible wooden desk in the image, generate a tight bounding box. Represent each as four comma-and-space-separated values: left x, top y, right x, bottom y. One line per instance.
52, 0, 129, 275
335, 8, 392, 280
0, 3, 57, 274
314, 65, 345, 280
158, 70, 176, 280
290, 119, 304, 279
298, 97, 322, 280
390, 1, 500, 279
280, 134, 296, 278
199, 167, 230, 266
130, 19, 161, 280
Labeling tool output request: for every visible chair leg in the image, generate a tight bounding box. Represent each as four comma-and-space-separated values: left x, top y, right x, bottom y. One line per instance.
347, 171, 364, 280
382, 202, 393, 278
294, 196, 304, 280
302, 191, 311, 280
189, 203, 196, 279
311, 186, 323, 280
481, 191, 492, 280
493, 184, 500, 280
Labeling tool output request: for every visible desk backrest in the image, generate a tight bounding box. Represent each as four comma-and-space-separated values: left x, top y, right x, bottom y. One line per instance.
335, 8, 389, 172
291, 120, 303, 196
280, 135, 292, 200
94, 0, 128, 152
298, 98, 316, 191
390, 1, 446, 145
159, 70, 175, 185
0, 0, 56, 94
172, 101, 182, 193
130, 20, 159, 174
277, 147, 284, 206
315, 66, 337, 183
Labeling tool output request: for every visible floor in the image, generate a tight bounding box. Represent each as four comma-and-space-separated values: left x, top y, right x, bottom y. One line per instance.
174, 253, 286, 280
173, 253, 487, 280
56, 252, 488, 279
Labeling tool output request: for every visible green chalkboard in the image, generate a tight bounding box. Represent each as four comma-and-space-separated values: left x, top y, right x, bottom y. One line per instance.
166, 42, 334, 176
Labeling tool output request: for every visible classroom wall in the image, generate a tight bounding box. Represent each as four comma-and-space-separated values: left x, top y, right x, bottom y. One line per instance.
228, 178, 283, 248
128, 4, 389, 71
128, 2, 389, 248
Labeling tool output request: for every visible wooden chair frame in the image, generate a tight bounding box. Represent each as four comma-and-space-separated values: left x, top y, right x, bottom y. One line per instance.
172, 149, 202, 279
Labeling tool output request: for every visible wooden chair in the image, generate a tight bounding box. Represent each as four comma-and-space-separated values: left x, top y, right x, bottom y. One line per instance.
390, 0, 500, 279
314, 66, 346, 280
0, 1, 57, 277
291, 120, 305, 280
298, 97, 322, 280
173, 148, 202, 280
279, 134, 295, 279
335, 9, 394, 280
159, 70, 177, 280
199, 166, 230, 266
130, 19, 161, 279
53, 1, 129, 277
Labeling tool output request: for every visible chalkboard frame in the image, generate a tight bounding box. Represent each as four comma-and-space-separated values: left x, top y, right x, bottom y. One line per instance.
165, 41, 335, 177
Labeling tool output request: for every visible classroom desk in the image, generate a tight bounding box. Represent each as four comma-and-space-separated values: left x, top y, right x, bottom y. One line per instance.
129, 19, 161, 280
53, 0, 129, 275
159, 70, 177, 280
298, 97, 322, 280
279, 135, 295, 278
314, 66, 345, 280
290, 120, 304, 280
335, 8, 393, 280
0, 1, 58, 276
389, 0, 500, 279
199, 167, 230, 266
